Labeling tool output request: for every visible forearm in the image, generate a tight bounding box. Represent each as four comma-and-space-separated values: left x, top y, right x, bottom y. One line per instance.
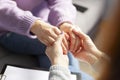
91, 51, 110, 73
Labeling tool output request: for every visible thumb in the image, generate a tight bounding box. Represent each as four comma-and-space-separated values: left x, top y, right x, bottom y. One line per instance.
55, 32, 64, 44
72, 29, 90, 41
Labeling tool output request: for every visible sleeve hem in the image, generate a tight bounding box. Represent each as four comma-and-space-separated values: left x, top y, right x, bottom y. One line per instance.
18, 12, 40, 38
50, 65, 70, 74
51, 16, 75, 27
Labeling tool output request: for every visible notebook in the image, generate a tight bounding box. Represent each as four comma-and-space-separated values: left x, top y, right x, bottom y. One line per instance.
0, 65, 81, 80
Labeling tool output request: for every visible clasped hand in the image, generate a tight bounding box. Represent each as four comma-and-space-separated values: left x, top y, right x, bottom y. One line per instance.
58, 22, 103, 65
31, 20, 103, 65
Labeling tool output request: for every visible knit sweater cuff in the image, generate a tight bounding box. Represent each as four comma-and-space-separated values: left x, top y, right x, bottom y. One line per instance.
56, 17, 75, 27
50, 65, 71, 74
18, 12, 39, 38
48, 15, 75, 28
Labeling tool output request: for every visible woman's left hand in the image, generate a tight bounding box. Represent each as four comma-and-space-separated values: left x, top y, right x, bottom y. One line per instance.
59, 23, 82, 54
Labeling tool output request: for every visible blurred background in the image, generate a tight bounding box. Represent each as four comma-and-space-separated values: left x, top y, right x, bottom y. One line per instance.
77, 0, 120, 78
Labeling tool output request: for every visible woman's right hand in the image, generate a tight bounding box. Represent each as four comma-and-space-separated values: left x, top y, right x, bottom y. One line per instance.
45, 33, 69, 68
72, 29, 103, 65
31, 20, 61, 46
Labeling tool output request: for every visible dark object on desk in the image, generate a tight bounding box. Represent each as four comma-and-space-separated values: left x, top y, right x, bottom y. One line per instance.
74, 4, 88, 13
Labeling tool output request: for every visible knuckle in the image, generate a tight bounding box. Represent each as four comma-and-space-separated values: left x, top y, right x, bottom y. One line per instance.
85, 35, 89, 38
46, 43, 51, 46
53, 27, 60, 33
46, 30, 51, 34
51, 41, 55, 45
53, 27, 57, 30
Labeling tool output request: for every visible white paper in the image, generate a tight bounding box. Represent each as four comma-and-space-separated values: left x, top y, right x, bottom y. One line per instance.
1, 65, 76, 80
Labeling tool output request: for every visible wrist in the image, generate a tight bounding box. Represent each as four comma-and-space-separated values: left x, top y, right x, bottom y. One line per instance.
99, 52, 110, 62
51, 58, 69, 68
59, 22, 72, 29
93, 49, 103, 58
92, 50, 110, 65
30, 20, 41, 35
92, 52, 110, 72
30, 20, 43, 35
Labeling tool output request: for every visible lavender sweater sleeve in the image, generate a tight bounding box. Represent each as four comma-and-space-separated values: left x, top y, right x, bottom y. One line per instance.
0, 0, 39, 38
47, 0, 77, 26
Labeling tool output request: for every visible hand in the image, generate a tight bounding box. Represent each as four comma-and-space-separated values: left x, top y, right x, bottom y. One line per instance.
59, 23, 81, 54
72, 29, 103, 65
45, 33, 69, 68
31, 20, 61, 46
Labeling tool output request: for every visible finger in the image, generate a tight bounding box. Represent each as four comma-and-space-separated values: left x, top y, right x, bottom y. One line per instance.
41, 35, 55, 46
62, 35, 69, 50
75, 39, 83, 53
73, 47, 82, 57
75, 47, 82, 55
53, 27, 61, 35
41, 39, 50, 46
49, 31, 58, 40
55, 33, 64, 43
65, 33, 70, 50
65, 33, 69, 40
72, 29, 93, 45
45, 27, 60, 40
46, 36, 55, 46
72, 29, 95, 48
72, 29, 87, 40
62, 42, 67, 54
73, 36, 81, 53
69, 32, 76, 52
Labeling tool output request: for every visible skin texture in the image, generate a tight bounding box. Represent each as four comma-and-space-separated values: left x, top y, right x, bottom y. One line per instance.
31, 20, 82, 54
31, 20, 61, 46
59, 23, 82, 54
45, 28, 106, 69
72, 29, 103, 65
45, 33, 69, 68
31, 20, 69, 54
31, 20, 107, 66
